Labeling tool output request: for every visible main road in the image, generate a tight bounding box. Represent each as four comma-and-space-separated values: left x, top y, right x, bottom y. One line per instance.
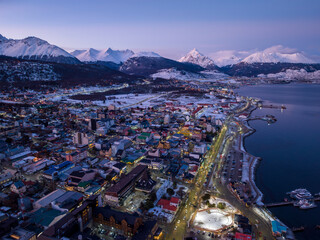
164, 114, 275, 240
164, 125, 228, 240
210, 119, 274, 240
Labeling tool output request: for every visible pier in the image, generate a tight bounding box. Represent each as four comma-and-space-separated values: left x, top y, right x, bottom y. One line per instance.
265, 197, 320, 208
248, 115, 277, 123
260, 104, 286, 109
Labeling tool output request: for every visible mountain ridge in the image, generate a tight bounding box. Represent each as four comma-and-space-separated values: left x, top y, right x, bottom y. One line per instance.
0, 35, 79, 64
179, 48, 216, 69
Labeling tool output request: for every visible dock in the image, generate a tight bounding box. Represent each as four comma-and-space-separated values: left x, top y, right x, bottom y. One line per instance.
265, 197, 320, 208
261, 104, 286, 109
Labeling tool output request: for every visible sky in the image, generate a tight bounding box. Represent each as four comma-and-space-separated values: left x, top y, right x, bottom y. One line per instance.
1, 0, 320, 59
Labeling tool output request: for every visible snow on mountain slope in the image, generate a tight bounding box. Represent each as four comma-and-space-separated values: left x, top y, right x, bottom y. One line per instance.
70, 48, 134, 63
0, 35, 79, 64
151, 68, 228, 81
179, 48, 215, 68
131, 51, 161, 58
200, 70, 229, 80
151, 68, 202, 80
258, 69, 320, 80
70, 48, 100, 62
242, 45, 315, 64
0, 34, 7, 42
210, 50, 252, 67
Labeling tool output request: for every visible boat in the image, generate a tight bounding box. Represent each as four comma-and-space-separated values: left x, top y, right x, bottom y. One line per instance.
292, 226, 305, 232
287, 188, 313, 200
293, 200, 304, 207
300, 201, 317, 209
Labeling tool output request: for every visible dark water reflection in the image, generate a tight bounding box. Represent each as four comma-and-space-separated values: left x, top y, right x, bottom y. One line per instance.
237, 84, 320, 240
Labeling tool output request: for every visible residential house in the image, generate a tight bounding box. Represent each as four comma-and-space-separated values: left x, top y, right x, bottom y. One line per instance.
157, 197, 181, 214
10, 180, 26, 194
66, 149, 87, 163
67, 169, 96, 187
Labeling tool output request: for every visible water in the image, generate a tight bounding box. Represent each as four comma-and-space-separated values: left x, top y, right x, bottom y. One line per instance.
236, 84, 320, 240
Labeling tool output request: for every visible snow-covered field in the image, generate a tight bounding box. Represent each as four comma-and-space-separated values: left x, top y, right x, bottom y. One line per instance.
193, 209, 233, 231
258, 69, 320, 80
170, 94, 218, 106
151, 68, 229, 81
47, 84, 127, 102
92, 93, 168, 109
94, 92, 222, 109
151, 68, 203, 80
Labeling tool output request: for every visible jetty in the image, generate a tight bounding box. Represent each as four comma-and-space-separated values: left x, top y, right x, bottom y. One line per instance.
260, 104, 286, 109
248, 115, 277, 123
292, 226, 305, 232
265, 197, 320, 208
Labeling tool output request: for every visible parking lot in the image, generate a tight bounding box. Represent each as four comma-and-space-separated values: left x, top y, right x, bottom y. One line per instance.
222, 149, 243, 183
187, 229, 236, 240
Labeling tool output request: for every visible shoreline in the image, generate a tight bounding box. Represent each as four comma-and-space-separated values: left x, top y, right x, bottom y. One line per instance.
240, 103, 295, 239
241, 118, 264, 205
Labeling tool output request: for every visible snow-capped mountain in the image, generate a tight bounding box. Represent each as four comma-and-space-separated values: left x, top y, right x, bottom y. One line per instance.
210, 50, 252, 67
210, 46, 317, 66
70, 48, 134, 64
0, 34, 7, 42
131, 51, 161, 58
0, 35, 79, 64
242, 45, 315, 64
179, 48, 215, 68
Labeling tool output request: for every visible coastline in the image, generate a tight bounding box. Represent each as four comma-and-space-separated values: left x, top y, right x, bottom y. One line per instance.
241, 118, 264, 206
240, 103, 295, 239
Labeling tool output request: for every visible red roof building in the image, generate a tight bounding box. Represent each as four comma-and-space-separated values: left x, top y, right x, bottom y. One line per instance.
157, 197, 180, 213
235, 232, 252, 240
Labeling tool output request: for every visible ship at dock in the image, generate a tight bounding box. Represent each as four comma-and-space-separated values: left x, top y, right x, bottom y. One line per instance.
287, 189, 317, 209
293, 199, 317, 209
287, 189, 313, 200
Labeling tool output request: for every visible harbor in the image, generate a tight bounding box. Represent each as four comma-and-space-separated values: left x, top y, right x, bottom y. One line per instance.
237, 84, 320, 240
265, 189, 318, 209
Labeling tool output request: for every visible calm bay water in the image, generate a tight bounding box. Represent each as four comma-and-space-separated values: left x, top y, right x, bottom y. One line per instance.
237, 84, 320, 240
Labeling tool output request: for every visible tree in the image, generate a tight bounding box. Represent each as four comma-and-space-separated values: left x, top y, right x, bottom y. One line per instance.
217, 202, 226, 209
208, 203, 216, 208
188, 142, 195, 152
21, 134, 30, 143
177, 187, 184, 197
173, 181, 177, 189
105, 174, 113, 182
144, 200, 154, 210
88, 147, 98, 156
149, 192, 157, 202
167, 188, 174, 196
5, 137, 13, 145
202, 193, 210, 201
